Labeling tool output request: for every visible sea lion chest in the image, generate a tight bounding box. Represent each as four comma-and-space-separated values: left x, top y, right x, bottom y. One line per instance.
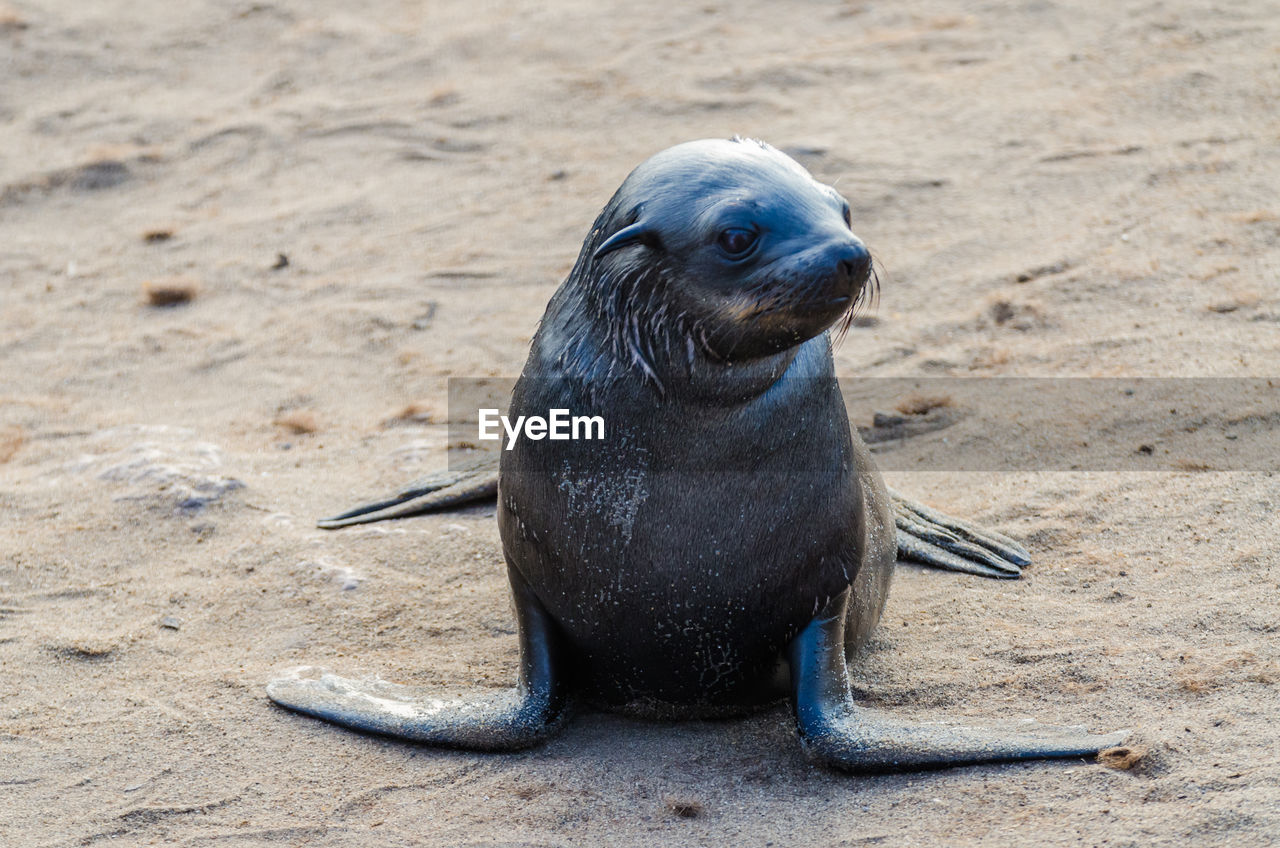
497, 337, 863, 714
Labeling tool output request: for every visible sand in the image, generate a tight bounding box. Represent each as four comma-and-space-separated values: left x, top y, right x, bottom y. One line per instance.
2, 0, 1278, 845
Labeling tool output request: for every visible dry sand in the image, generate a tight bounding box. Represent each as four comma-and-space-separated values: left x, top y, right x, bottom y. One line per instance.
2, 1, 1279, 845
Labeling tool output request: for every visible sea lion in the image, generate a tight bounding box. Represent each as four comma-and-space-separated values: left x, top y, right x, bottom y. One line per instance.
268, 138, 1124, 771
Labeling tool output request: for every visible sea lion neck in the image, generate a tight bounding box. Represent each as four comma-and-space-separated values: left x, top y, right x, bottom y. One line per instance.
669, 344, 802, 406
540, 271, 808, 406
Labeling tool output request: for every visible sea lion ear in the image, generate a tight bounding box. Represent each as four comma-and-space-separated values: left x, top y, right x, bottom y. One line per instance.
593, 222, 653, 260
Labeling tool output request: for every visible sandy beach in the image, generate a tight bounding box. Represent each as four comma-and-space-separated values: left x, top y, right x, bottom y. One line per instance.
2, 1, 1278, 845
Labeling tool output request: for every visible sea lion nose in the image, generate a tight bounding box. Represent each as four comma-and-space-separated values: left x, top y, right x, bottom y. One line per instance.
835, 239, 872, 284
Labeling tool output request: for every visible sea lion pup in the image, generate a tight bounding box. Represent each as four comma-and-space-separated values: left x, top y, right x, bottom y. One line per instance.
268, 138, 1124, 772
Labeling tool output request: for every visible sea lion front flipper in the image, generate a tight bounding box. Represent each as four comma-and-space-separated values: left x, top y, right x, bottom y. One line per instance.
788, 589, 1126, 773
888, 489, 1030, 579
266, 563, 570, 750
316, 455, 500, 529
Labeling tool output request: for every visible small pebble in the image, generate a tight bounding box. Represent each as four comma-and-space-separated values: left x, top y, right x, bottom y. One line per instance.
1098, 745, 1146, 770
665, 798, 703, 818
274, 412, 318, 435
143, 278, 199, 307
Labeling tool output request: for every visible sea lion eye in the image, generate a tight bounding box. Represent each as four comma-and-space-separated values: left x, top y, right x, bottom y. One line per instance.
841, 202, 852, 228
717, 228, 757, 257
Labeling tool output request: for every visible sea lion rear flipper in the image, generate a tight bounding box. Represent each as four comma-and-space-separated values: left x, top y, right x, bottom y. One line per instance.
316, 455, 500, 529
888, 489, 1030, 579
266, 563, 570, 749
788, 589, 1126, 773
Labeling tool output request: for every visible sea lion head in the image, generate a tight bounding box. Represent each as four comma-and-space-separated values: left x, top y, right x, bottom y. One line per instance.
582, 137, 875, 365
